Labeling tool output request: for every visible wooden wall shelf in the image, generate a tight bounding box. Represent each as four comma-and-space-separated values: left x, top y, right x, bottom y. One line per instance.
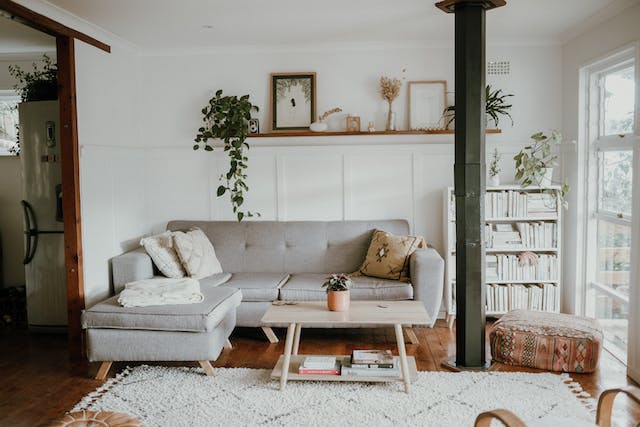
249, 129, 502, 138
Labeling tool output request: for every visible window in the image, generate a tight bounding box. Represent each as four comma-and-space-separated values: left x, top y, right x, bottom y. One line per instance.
0, 91, 20, 156
584, 52, 636, 363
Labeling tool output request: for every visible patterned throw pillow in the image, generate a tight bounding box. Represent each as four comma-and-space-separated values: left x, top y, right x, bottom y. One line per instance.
140, 231, 186, 278
356, 229, 425, 281
173, 228, 223, 279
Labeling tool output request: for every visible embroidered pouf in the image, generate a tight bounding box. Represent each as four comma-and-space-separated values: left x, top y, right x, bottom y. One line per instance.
489, 309, 603, 373
49, 411, 144, 427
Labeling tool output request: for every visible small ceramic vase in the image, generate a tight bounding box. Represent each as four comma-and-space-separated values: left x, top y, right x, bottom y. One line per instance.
309, 121, 328, 132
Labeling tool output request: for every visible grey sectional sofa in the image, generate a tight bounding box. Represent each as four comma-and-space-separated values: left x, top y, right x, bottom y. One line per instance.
112, 219, 445, 342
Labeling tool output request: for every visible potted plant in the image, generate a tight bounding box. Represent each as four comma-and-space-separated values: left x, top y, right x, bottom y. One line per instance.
8, 54, 58, 102
444, 85, 513, 129
194, 90, 260, 221
322, 273, 352, 312
489, 148, 501, 186
514, 130, 570, 207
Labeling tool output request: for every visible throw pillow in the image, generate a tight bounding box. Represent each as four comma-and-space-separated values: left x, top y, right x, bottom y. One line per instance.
139, 231, 186, 278
173, 227, 223, 279
355, 229, 425, 281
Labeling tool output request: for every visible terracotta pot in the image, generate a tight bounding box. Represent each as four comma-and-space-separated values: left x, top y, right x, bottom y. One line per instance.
327, 290, 350, 312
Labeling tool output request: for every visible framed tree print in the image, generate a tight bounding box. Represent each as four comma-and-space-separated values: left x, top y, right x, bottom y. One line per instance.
270, 72, 316, 131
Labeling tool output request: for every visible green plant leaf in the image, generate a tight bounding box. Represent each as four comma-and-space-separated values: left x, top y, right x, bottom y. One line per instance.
217, 186, 226, 196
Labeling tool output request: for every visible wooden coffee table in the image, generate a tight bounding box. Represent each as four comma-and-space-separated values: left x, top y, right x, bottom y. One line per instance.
261, 300, 431, 393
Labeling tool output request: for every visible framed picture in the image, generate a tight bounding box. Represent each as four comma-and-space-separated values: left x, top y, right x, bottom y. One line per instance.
270, 72, 316, 131
408, 81, 447, 130
346, 116, 361, 132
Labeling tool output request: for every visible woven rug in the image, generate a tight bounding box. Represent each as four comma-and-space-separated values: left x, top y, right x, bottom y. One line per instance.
73, 366, 594, 427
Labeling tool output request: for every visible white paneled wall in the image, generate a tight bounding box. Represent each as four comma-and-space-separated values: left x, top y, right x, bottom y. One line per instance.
80, 136, 526, 306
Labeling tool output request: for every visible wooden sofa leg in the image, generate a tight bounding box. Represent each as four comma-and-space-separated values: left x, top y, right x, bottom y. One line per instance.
404, 327, 420, 345
262, 326, 279, 344
224, 339, 233, 350
95, 361, 113, 380
199, 360, 215, 376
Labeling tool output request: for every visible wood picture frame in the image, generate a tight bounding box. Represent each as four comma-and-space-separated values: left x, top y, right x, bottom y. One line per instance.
270, 72, 316, 132
346, 116, 361, 132
408, 80, 447, 130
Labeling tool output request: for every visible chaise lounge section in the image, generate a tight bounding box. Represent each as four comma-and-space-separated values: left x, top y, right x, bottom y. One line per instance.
112, 220, 445, 343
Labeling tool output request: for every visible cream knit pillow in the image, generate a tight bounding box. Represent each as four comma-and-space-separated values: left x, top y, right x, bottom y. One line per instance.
139, 231, 186, 278
173, 228, 223, 279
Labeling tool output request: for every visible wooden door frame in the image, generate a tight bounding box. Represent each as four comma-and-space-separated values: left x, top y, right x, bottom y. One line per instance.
0, 0, 110, 359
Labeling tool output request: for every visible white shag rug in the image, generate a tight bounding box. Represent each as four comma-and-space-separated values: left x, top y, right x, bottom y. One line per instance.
73, 366, 594, 427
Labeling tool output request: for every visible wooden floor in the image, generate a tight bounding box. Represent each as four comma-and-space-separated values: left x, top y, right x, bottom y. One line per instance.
1, 321, 638, 426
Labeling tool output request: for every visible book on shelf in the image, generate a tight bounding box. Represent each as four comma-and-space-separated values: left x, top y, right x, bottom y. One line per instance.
351, 350, 394, 365
341, 357, 401, 377
490, 254, 557, 281
298, 357, 341, 375
486, 283, 559, 313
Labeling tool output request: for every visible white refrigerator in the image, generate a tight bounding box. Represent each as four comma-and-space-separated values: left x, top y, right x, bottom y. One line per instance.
19, 100, 67, 332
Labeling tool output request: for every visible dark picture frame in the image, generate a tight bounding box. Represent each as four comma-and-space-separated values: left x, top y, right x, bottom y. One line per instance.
270, 72, 316, 131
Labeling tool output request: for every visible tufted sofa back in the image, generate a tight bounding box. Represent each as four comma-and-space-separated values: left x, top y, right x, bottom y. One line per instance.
166, 220, 409, 274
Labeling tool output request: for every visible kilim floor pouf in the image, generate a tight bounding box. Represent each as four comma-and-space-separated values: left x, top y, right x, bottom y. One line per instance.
489, 309, 603, 373
49, 411, 144, 427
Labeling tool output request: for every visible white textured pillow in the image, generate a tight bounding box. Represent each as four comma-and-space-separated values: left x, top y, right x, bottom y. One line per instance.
173, 228, 223, 279
139, 231, 186, 278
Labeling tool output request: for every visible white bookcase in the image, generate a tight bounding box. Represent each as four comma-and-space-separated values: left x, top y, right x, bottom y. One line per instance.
443, 185, 562, 327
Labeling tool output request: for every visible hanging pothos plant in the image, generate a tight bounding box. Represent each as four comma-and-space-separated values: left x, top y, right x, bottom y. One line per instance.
8, 54, 58, 102
194, 90, 260, 221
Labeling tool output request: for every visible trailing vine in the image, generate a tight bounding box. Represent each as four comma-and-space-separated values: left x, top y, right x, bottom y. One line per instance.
8, 54, 58, 102
194, 90, 260, 221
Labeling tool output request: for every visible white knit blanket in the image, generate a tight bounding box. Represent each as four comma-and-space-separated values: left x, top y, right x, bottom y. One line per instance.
117, 278, 203, 307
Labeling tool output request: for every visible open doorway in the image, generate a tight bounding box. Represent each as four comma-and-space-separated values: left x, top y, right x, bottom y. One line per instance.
0, 15, 63, 331
0, 1, 109, 359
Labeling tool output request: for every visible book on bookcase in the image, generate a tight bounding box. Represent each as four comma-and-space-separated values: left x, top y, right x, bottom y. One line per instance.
443, 185, 562, 325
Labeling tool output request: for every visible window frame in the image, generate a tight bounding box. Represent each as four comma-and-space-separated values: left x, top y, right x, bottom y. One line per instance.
580, 46, 638, 363
0, 90, 20, 156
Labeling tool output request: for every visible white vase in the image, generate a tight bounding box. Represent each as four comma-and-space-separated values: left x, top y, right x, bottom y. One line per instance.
489, 175, 500, 187
309, 121, 328, 132
541, 168, 553, 187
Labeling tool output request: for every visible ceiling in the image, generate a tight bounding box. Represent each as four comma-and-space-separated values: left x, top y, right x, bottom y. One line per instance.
42, 0, 633, 50
0, 14, 55, 54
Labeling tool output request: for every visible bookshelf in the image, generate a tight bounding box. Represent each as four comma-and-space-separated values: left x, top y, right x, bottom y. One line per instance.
443, 185, 562, 327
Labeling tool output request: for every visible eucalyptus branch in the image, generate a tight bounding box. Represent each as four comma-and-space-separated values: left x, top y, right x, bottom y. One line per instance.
194, 89, 260, 221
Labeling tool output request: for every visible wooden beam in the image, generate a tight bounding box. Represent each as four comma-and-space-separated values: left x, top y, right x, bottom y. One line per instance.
0, 0, 110, 53
57, 36, 85, 361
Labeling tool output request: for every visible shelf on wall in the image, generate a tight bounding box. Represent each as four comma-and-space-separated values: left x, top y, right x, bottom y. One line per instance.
248, 129, 502, 138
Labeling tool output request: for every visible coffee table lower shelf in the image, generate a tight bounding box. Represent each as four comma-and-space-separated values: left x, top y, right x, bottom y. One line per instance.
271, 355, 418, 383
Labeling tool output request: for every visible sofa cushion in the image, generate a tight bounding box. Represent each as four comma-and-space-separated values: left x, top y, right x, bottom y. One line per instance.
173, 228, 223, 279
357, 229, 424, 281
219, 272, 290, 302
279, 273, 413, 301
82, 286, 241, 333
140, 231, 185, 278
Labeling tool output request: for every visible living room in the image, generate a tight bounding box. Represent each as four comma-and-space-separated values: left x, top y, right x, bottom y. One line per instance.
0, 0, 639, 426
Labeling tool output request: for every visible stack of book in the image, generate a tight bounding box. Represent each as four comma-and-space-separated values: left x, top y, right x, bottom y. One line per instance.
298, 356, 341, 375
341, 350, 400, 377
489, 224, 523, 249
